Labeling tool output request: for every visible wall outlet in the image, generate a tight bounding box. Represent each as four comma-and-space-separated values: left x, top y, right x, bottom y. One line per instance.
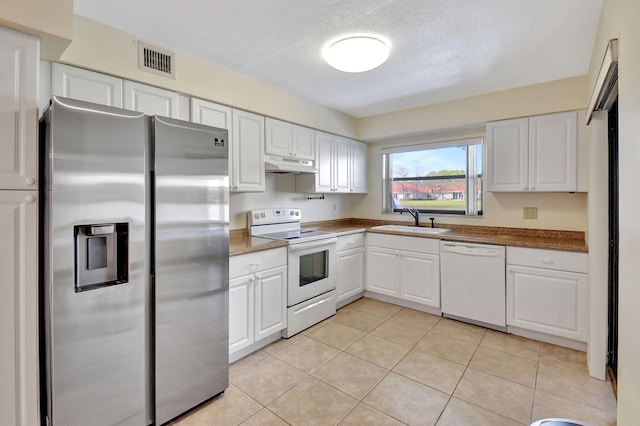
333, 204, 337, 211
523, 207, 538, 219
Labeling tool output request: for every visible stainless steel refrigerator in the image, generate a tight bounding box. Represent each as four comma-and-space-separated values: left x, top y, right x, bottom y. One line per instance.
40, 96, 229, 425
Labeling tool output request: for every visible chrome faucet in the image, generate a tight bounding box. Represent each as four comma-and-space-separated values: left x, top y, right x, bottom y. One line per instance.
402, 207, 420, 227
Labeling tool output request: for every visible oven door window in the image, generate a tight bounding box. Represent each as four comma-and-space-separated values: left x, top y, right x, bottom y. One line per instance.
299, 249, 328, 286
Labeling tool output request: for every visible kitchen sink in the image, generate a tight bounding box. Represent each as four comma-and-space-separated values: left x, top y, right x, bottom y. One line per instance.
370, 225, 451, 235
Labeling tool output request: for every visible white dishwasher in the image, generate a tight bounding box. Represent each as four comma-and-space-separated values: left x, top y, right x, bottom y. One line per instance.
440, 241, 506, 329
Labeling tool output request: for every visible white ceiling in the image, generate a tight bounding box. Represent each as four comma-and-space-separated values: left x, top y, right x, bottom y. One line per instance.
73, 0, 603, 118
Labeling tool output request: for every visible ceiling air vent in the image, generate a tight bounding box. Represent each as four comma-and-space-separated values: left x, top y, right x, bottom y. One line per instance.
138, 41, 175, 79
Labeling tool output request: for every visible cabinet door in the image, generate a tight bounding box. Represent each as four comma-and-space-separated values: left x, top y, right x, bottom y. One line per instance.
507, 265, 587, 342
350, 140, 368, 193
366, 246, 400, 296
123, 80, 179, 117
51, 62, 123, 107
0, 191, 38, 426
292, 125, 315, 160
265, 118, 292, 157
400, 251, 440, 308
254, 266, 287, 340
528, 111, 577, 191
337, 247, 365, 302
486, 117, 528, 192
231, 110, 265, 192
314, 131, 334, 192
334, 136, 351, 193
0, 29, 38, 190
229, 275, 254, 354
190, 98, 232, 130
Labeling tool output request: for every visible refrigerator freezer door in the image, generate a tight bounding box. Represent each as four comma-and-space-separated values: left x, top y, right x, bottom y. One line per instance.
152, 116, 229, 424
42, 97, 147, 425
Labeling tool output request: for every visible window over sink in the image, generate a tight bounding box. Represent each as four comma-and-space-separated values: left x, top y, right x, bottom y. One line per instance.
382, 137, 483, 216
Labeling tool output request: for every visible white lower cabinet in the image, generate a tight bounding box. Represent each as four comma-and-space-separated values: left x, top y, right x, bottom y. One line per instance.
229, 248, 286, 356
399, 251, 439, 306
229, 275, 254, 352
506, 247, 588, 342
0, 191, 38, 426
336, 233, 365, 304
365, 234, 440, 309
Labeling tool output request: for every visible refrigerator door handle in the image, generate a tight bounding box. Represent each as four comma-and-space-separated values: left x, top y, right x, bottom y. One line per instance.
86, 224, 115, 235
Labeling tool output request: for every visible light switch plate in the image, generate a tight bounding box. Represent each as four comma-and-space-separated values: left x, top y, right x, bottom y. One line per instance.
523, 207, 538, 219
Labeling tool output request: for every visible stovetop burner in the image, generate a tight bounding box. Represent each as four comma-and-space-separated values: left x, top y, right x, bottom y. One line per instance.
247, 208, 336, 244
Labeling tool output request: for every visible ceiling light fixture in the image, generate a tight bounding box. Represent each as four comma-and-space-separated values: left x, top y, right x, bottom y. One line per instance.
324, 36, 389, 73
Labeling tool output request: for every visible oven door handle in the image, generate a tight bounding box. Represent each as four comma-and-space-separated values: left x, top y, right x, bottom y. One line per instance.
288, 237, 338, 252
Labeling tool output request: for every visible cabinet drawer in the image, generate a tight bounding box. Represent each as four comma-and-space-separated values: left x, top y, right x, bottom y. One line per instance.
337, 233, 364, 251
230, 247, 287, 278
507, 246, 587, 273
366, 233, 439, 254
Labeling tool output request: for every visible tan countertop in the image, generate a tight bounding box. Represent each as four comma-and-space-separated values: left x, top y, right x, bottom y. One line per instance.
230, 219, 588, 255
229, 230, 288, 256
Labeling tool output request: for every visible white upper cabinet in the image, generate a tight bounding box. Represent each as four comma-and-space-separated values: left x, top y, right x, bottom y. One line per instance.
265, 118, 315, 161
232, 109, 265, 192
312, 131, 334, 193
350, 140, 368, 193
528, 112, 577, 191
292, 125, 315, 160
52, 64, 183, 119
265, 118, 292, 157
191, 98, 264, 192
0, 28, 39, 190
486, 111, 578, 192
190, 97, 232, 129
334, 136, 351, 192
123, 80, 179, 118
52, 63, 123, 107
486, 117, 528, 192
296, 131, 361, 193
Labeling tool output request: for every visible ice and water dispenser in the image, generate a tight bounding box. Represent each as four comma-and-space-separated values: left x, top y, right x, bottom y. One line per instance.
74, 223, 129, 292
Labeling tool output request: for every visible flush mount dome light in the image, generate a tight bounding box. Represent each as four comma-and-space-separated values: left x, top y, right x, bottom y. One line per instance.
324, 36, 389, 73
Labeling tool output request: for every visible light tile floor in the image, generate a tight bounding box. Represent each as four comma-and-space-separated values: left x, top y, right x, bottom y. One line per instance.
172, 297, 617, 426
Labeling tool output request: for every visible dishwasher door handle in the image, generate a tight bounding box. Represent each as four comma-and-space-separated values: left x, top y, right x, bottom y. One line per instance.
442, 244, 500, 257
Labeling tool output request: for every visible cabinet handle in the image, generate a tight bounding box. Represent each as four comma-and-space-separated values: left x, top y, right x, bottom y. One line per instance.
538, 257, 554, 265
25, 177, 36, 186
530, 186, 536, 190
25, 194, 36, 204
508, 268, 514, 273
255, 274, 262, 281
248, 276, 255, 283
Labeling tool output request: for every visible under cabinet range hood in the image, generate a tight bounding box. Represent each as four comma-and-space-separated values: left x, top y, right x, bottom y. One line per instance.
265, 155, 318, 174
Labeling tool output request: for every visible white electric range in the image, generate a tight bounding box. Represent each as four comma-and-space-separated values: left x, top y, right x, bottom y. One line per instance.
248, 208, 337, 337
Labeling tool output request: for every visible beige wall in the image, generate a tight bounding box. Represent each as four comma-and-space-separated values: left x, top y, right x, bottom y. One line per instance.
588, 0, 640, 423
358, 76, 588, 141
355, 77, 590, 232
29, 14, 591, 234
229, 175, 357, 230
0, 0, 72, 57
57, 16, 358, 139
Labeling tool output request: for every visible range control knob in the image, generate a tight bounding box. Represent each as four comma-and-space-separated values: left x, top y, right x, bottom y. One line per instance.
254, 213, 259, 219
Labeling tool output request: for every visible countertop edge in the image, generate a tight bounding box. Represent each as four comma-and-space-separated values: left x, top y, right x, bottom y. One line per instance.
230, 221, 588, 255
